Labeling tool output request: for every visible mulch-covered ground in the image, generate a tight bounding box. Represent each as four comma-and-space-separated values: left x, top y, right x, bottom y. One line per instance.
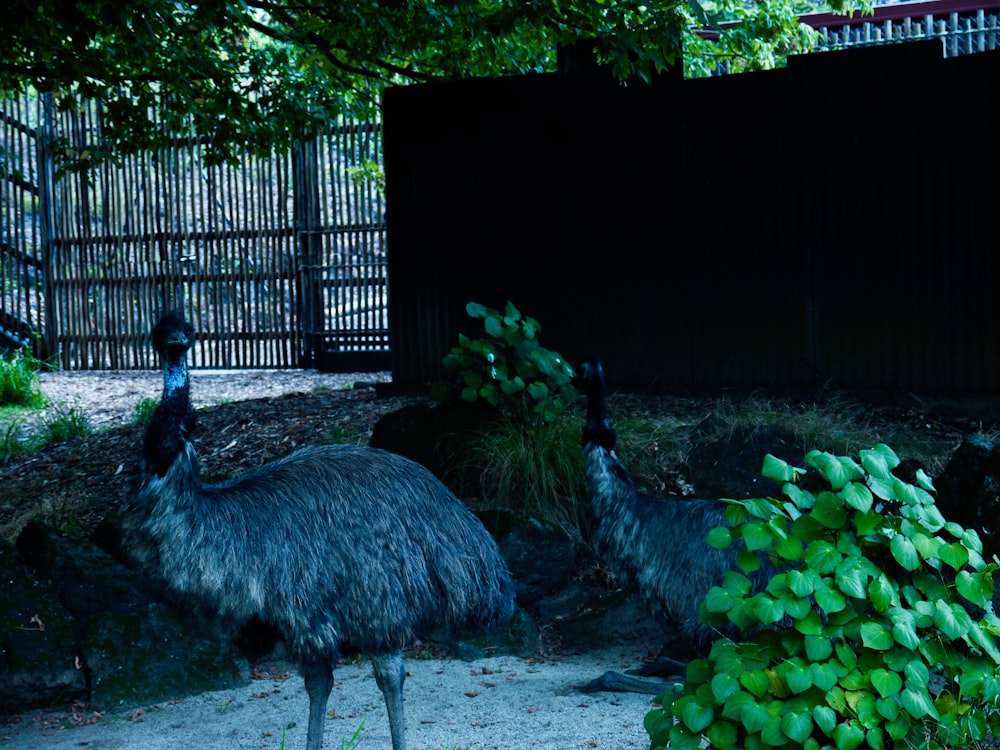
0, 387, 425, 542
2, 377, 998, 545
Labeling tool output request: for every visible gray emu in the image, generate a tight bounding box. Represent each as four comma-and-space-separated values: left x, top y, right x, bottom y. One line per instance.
121, 311, 516, 750
579, 356, 771, 693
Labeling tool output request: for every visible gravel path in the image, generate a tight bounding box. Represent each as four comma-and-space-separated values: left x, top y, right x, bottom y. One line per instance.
25, 368, 392, 434
1, 647, 658, 750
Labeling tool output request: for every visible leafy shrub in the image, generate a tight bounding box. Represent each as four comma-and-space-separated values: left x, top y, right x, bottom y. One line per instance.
648, 444, 1000, 750
434, 301, 577, 427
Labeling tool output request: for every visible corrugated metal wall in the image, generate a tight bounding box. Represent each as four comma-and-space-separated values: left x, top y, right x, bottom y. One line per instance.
384, 41, 999, 392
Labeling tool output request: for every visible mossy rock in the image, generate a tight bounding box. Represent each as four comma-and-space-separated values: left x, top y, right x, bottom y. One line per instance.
538, 581, 665, 650
443, 607, 539, 661
84, 602, 249, 710
0, 539, 87, 712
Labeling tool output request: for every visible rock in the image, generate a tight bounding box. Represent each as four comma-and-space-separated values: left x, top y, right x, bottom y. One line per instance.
443, 607, 540, 661
489, 511, 579, 607
16, 520, 152, 619
369, 400, 497, 496
536, 581, 664, 650
935, 433, 1000, 559
0, 538, 87, 712
3, 521, 249, 716
83, 603, 249, 710
682, 422, 803, 500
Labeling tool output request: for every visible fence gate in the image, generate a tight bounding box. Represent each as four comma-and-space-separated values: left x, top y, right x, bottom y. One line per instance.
0, 89, 389, 371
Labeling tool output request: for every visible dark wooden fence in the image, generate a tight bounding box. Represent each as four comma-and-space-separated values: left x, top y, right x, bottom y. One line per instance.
0, 92, 388, 371
384, 40, 999, 393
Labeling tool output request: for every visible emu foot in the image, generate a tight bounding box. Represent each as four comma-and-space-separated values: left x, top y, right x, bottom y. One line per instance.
627, 655, 689, 678
575, 655, 689, 695
575, 669, 678, 695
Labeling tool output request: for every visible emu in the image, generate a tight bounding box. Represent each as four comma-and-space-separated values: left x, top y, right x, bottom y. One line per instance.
578, 356, 771, 693
121, 311, 516, 750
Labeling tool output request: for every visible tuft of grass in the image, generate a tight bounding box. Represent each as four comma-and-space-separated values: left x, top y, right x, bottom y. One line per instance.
0, 417, 27, 463
0, 349, 47, 407
472, 414, 588, 535
341, 719, 364, 749
0, 401, 93, 464
39, 404, 92, 446
132, 397, 159, 425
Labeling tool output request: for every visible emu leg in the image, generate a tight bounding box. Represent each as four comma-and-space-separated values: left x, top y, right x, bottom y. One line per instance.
371, 649, 407, 750
302, 660, 334, 750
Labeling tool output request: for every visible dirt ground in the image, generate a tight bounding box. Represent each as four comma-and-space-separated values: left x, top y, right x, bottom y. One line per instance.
0, 369, 410, 542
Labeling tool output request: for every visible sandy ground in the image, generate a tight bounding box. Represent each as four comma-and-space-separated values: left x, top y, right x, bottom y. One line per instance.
0, 648, 658, 750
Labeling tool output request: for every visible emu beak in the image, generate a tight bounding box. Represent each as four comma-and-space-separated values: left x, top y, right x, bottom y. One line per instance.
164, 330, 192, 351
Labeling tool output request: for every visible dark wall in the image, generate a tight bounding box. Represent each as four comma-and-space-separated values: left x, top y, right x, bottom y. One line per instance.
383, 41, 998, 393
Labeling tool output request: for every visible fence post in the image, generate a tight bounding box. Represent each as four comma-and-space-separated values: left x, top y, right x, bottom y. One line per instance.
36, 93, 61, 367
293, 138, 322, 368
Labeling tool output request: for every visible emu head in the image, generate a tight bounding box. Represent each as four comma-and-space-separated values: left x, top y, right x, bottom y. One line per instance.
152, 311, 195, 364
579, 356, 605, 391
579, 356, 616, 451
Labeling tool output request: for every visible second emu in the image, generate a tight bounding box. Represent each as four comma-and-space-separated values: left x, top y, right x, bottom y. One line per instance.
579, 356, 771, 693
121, 311, 517, 750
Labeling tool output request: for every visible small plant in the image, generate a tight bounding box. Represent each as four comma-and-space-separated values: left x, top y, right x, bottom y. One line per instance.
648, 444, 1000, 750
40, 404, 92, 445
341, 718, 364, 749
0, 348, 46, 407
1, 418, 25, 463
473, 415, 588, 532
132, 397, 159, 425
434, 301, 576, 427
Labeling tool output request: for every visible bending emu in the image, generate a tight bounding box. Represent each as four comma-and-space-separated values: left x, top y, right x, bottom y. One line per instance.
121, 311, 516, 750
579, 356, 770, 693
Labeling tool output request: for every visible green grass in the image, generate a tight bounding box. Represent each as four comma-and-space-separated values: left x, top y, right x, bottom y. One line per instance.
0, 402, 93, 465
40, 404, 92, 444
471, 413, 588, 535
0, 348, 47, 407
132, 397, 159, 425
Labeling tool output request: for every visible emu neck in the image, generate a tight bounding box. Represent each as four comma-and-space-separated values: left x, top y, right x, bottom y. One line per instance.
583, 378, 616, 451
163, 355, 189, 401
143, 354, 194, 478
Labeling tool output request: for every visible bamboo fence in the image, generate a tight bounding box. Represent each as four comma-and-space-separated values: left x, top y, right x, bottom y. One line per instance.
0, 89, 387, 370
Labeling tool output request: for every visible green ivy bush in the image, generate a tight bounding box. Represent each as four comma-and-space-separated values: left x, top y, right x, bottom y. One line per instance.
647, 444, 1000, 750
433, 301, 577, 427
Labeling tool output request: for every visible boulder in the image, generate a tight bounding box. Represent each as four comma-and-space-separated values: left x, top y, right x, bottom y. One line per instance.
0, 538, 86, 712
535, 580, 664, 651
1, 521, 249, 717
487, 511, 580, 607
935, 433, 1000, 560
682, 421, 804, 500
370, 400, 497, 496
83, 603, 248, 710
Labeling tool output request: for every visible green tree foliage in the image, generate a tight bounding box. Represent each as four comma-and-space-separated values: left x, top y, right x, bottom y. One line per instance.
0, 0, 868, 164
